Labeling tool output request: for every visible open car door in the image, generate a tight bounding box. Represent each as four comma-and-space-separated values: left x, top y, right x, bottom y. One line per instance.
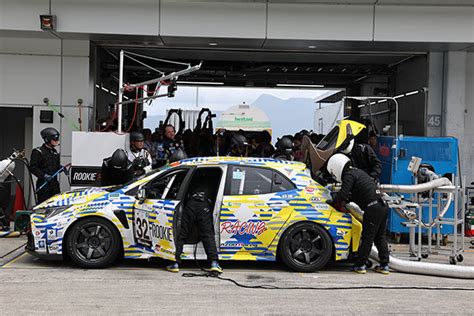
133, 168, 191, 260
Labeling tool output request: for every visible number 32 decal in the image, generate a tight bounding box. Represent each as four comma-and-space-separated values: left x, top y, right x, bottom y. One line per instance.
135, 217, 150, 240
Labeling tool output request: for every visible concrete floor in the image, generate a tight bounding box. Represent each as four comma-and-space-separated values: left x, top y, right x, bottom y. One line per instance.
1, 236, 474, 314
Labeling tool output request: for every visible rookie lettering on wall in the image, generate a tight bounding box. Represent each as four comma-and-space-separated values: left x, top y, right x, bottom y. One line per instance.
221, 220, 267, 236
70, 166, 102, 186
73, 173, 97, 181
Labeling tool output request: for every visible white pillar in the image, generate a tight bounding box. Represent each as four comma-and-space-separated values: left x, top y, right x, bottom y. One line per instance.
444, 51, 474, 184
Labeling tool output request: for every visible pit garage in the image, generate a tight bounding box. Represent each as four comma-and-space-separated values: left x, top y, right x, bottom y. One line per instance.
1, 1, 474, 313
94, 44, 427, 136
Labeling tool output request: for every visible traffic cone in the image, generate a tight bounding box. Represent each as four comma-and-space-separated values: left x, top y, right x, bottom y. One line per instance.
12, 184, 25, 220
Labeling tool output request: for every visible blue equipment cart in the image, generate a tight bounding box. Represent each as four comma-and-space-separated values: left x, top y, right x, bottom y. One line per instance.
377, 136, 458, 236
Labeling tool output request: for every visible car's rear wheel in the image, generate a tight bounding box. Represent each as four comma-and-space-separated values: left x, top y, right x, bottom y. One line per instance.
279, 222, 332, 272
66, 217, 121, 268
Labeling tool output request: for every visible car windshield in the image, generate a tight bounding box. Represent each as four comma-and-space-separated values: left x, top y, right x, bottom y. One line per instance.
103, 165, 170, 192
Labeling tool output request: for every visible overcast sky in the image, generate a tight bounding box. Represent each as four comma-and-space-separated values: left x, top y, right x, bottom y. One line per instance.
144, 86, 333, 116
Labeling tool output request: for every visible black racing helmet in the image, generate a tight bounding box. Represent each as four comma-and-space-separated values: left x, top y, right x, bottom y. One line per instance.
130, 131, 144, 142
169, 148, 187, 163
40, 127, 60, 143
231, 133, 248, 148
276, 136, 293, 152
110, 149, 128, 170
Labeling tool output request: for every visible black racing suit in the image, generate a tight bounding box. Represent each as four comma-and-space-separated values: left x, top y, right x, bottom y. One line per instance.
333, 167, 389, 266
30, 144, 61, 204
175, 192, 218, 264
350, 143, 382, 182
100, 158, 134, 186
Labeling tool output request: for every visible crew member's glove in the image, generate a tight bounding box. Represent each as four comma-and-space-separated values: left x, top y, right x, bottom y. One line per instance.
44, 174, 53, 182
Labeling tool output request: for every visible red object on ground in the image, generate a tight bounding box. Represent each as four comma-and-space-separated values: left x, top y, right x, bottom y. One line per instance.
12, 184, 25, 219
466, 226, 474, 237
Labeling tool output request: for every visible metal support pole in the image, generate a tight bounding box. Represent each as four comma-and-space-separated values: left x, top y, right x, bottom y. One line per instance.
453, 175, 458, 258
393, 99, 399, 171
428, 189, 433, 254
418, 205, 422, 260
436, 194, 441, 248
118, 50, 124, 133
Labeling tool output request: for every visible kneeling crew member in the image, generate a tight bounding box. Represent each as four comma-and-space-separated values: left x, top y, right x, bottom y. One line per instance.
101, 149, 134, 186
30, 128, 63, 204
327, 153, 390, 274
167, 189, 222, 273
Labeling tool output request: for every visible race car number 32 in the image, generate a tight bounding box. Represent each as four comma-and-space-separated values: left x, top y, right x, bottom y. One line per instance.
135, 209, 151, 243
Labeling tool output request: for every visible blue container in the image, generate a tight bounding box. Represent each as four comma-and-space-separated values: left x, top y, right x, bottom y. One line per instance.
376, 136, 458, 234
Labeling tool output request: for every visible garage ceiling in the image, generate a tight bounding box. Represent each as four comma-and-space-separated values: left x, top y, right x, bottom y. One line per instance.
98, 46, 419, 89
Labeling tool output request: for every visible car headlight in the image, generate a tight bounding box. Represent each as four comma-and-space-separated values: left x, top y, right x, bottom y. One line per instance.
34, 205, 71, 219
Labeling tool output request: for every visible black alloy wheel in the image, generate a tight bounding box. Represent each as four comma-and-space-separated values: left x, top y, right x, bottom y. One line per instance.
66, 217, 121, 268
279, 222, 332, 272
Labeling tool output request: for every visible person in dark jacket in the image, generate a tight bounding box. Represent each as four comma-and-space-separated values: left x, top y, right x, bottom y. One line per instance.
167, 188, 222, 274
341, 139, 382, 182
30, 127, 63, 204
101, 149, 134, 186
327, 153, 390, 274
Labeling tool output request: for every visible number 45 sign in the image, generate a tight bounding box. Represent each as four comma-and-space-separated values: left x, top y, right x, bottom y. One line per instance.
427, 115, 441, 128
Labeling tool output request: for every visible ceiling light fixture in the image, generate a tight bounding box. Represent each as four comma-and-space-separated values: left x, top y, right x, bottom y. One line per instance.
308, 45, 317, 49
208, 42, 218, 46
276, 83, 325, 88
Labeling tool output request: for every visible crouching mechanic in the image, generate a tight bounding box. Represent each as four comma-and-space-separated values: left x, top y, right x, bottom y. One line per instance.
167, 188, 222, 274
326, 153, 390, 274
101, 149, 134, 186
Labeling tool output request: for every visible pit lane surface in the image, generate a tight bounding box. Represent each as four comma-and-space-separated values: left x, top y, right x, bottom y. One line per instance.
2, 236, 474, 314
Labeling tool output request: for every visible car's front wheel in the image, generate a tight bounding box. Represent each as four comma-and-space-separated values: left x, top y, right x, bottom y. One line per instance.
66, 217, 121, 268
279, 222, 332, 272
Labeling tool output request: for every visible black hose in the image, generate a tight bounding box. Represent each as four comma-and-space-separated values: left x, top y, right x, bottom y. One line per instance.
14, 157, 38, 206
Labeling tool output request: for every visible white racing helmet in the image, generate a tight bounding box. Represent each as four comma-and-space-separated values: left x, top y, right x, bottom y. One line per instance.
339, 139, 354, 154
327, 153, 351, 182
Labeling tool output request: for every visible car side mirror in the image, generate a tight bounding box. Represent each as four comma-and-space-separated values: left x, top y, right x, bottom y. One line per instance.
136, 188, 147, 204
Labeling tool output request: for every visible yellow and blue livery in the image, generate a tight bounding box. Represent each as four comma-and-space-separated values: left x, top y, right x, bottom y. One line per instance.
27, 156, 362, 272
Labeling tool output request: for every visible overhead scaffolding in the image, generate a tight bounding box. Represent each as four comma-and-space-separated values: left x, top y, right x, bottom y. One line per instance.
116, 49, 202, 133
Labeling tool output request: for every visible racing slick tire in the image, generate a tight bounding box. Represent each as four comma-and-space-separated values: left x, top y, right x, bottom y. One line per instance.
66, 217, 122, 268
279, 222, 333, 272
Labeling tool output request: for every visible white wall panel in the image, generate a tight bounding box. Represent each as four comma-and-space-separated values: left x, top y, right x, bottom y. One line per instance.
160, 1, 266, 38
0, 55, 61, 105
52, 0, 159, 35
62, 57, 90, 106
267, 4, 373, 41
375, 6, 474, 42
0, 36, 60, 55
0, 0, 49, 31
464, 52, 474, 185
60, 106, 90, 156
